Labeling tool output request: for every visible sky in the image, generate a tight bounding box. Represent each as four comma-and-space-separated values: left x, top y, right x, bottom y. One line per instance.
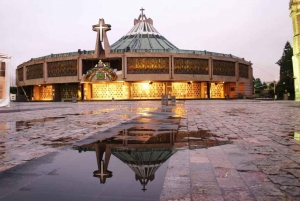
0, 0, 293, 83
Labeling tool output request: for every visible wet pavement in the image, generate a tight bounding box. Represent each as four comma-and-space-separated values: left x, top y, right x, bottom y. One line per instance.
1, 100, 300, 200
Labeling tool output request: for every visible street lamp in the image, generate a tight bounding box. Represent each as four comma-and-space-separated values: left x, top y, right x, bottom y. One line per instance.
273, 81, 276, 100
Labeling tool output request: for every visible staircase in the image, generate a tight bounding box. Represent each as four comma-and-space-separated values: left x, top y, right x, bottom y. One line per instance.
16, 94, 29, 102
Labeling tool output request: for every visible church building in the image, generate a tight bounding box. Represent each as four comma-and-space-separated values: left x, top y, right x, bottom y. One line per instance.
16, 9, 253, 101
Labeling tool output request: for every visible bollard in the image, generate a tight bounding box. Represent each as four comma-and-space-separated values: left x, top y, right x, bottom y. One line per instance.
171, 96, 176, 103
161, 95, 168, 105
72, 97, 77, 103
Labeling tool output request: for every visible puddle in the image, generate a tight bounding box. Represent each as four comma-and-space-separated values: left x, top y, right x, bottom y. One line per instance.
0, 103, 233, 200
294, 132, 300, 142
73, 105, 232, 192
0, 117, 66, 132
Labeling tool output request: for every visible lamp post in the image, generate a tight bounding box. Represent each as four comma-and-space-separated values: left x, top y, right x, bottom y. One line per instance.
273, 80, 276, 100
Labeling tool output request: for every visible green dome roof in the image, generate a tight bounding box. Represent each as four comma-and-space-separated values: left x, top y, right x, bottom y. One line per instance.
110, 12, 178, 51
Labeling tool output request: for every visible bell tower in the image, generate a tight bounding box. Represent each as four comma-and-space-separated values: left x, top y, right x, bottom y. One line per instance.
290, 0, 300, 100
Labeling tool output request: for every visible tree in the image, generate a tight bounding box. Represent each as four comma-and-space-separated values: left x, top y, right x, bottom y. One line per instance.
253, 78, 263, 95
276, 41, 294, 100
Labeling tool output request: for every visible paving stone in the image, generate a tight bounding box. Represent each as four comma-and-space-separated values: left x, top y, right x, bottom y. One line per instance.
248, 181, 285, 196
191, 193, 223, 201
261, 166, 281, 175
160, 187, 191, 201
289, 144, 300, 151
163, 177, 191, 189
280, 186, 300, 196
254, 195, 290, 201
213, 167, 240, 178
191, 181, 221, 195
268, 174, 300, 186
191, 171, 216, 183
217, 178, 248, 191
283, 169, 300, 178
222, 190, 256, 201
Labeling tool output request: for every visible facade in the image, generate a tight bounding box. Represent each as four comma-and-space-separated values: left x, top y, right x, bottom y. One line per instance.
0, 53, 11, 107
16, 10, 253, 101
290, 0, 300, 101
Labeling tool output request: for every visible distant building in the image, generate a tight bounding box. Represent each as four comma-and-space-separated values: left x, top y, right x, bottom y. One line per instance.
16, 9, 253, 101
290, 0, 300, 101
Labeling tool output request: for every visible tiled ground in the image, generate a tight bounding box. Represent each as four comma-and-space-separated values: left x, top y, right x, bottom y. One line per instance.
161, 100, 300, 201
0, 101, 160, 172
1, 100, 300, 200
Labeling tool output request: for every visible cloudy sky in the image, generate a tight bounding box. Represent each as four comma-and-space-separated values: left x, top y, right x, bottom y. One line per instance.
0, 0, 292, 82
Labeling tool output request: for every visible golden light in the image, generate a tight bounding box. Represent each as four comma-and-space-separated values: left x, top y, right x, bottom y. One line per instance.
294, 132, 300, 142
141, 83, 150, 90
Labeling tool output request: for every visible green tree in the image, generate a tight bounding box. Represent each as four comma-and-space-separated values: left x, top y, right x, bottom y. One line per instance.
262, 82, 268, 90
276, 41, 294, 100
253, 78, 263, 95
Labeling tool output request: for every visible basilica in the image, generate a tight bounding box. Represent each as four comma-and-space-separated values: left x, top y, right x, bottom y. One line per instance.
16, 9, 253, 101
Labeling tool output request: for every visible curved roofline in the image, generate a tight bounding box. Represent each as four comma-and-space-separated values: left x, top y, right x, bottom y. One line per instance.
24, 48, 246, 63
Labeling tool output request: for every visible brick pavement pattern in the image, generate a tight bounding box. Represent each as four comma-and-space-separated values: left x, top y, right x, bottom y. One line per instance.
161, 100, 300, 201
1, 100, 300, 200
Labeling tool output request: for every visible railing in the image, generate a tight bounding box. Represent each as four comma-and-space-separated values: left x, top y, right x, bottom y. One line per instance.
109, 49, 244, 60
27, 48, 244, 61
30, 50, 94, 61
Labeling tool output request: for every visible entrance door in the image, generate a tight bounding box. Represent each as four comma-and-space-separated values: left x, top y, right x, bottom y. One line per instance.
210, 83, 224, 98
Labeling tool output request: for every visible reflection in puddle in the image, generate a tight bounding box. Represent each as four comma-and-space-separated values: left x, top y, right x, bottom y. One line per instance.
75, 129, 177, 189
75, 128, 231, 190
0, 117, 65, 132
74, 106, 232, 191
113, 147, 174, 191
294, 132, 300, 142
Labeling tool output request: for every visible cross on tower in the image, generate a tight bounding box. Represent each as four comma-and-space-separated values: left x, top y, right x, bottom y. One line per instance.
140, 7, 145, 20
92, 19, 111, 42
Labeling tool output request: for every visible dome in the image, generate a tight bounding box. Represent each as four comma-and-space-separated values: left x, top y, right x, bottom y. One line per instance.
110, 9, 178, 51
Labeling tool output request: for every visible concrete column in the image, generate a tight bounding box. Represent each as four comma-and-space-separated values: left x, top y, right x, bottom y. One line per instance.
23, 65, 26, 84
122, 55, 125, 79
207, 81, 210, 98
235, 61, 239, 82
236, 82, 239, 98
124, 55, 127, 79
209, 58, 213, 80
249, 63, 253, 98
169, 56, 174, 79
78, 57, 82, 81
43, 61, 47, 83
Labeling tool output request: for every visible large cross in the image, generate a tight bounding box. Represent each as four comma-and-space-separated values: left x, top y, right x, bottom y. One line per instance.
140, 7, 145, 16
140, 7, 145, 20
94, 160, 111, 184
92, 19, 111, 42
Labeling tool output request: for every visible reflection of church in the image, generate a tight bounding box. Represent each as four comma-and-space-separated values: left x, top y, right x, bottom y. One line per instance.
75, 115, 232, 190
76, 128, 177, 190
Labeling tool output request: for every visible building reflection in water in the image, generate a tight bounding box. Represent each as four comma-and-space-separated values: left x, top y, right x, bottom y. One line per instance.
294, 132, 300, 142
76, 128, 177, 190
75, 124, 232, 191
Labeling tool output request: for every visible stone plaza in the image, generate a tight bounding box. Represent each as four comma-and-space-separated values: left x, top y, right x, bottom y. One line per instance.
1, 100, 300, 200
